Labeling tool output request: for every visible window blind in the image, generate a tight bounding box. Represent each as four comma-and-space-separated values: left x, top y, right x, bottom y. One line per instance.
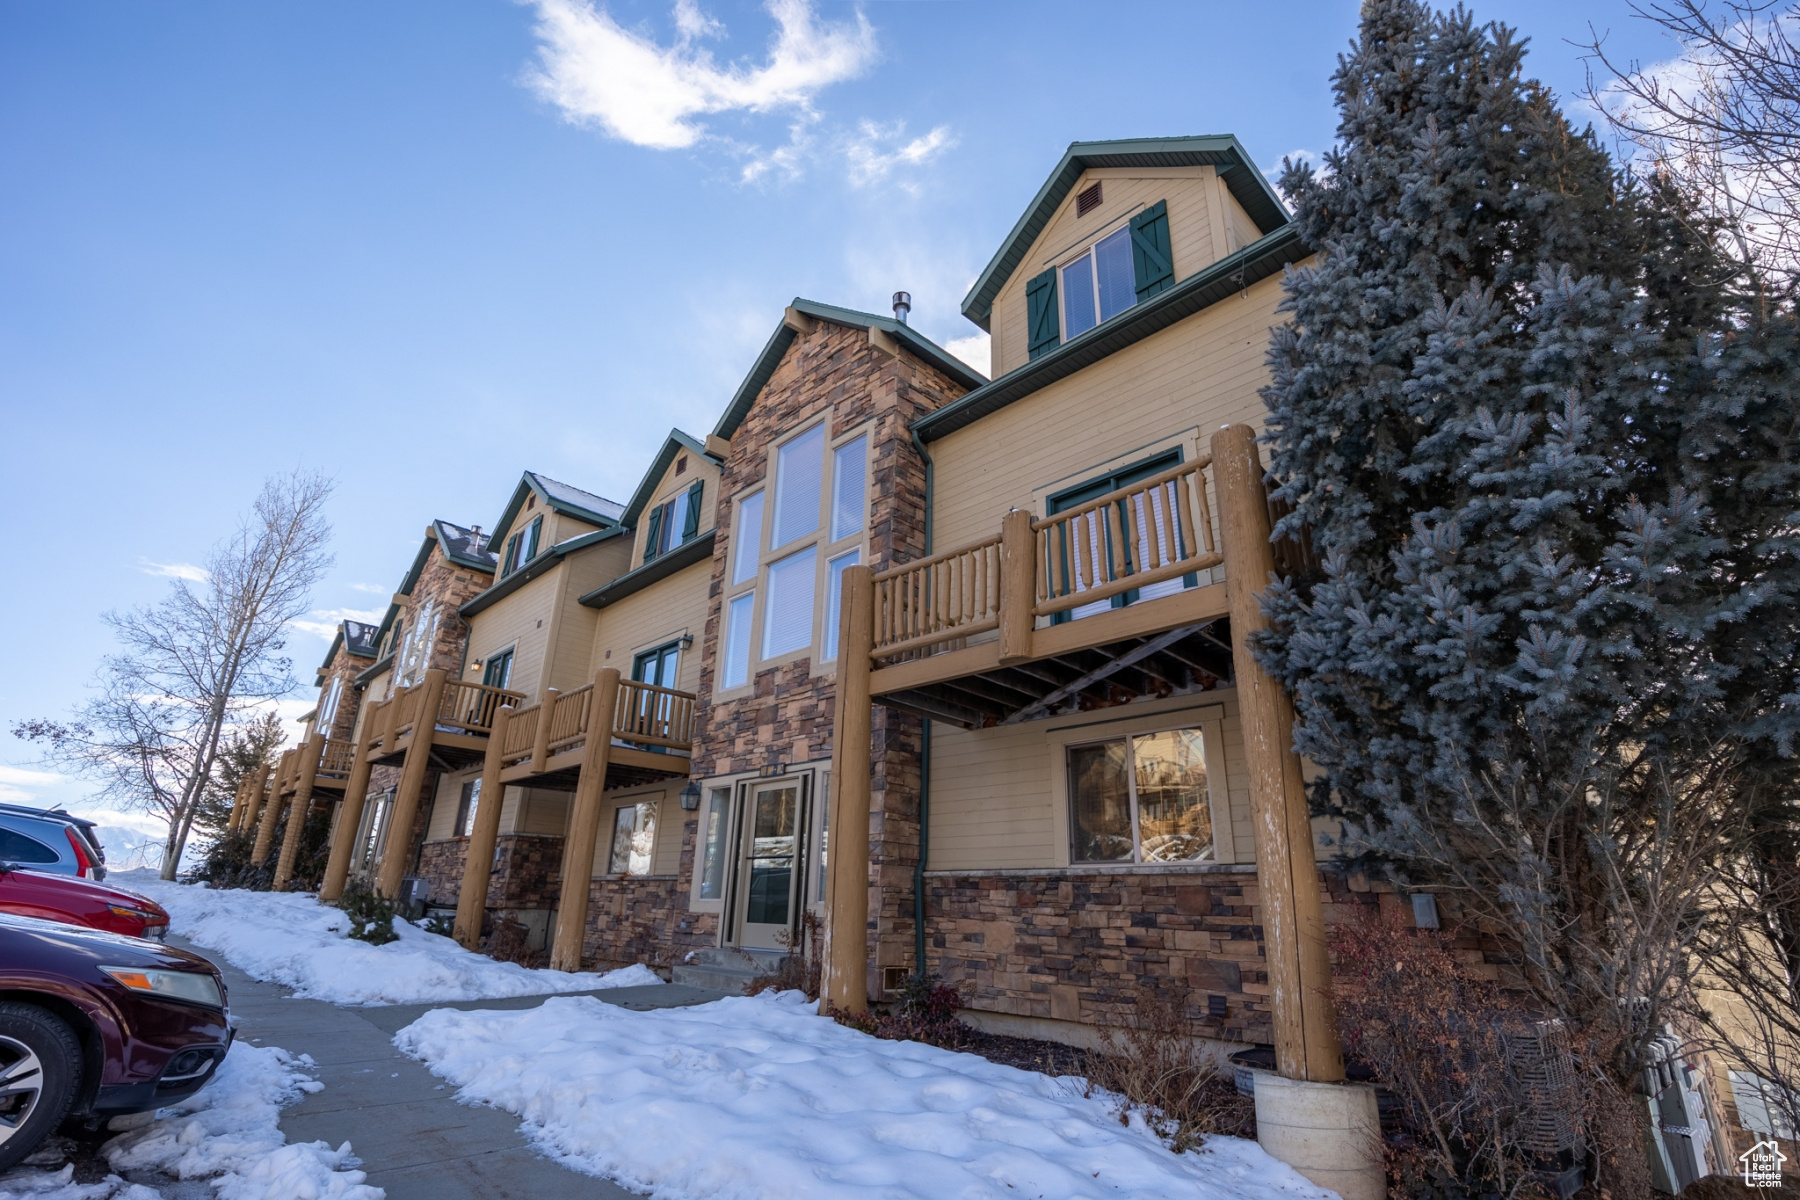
772, 424, 824, 548
761, 546, 818, 658
732, 492, 764, 585
823, 549, 860, 660
830, 436, 867, 541
722, 593, 755, 688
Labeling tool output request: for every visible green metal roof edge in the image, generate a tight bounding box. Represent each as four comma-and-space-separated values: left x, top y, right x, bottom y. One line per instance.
919, 224, 1307, 444
458, 527, 621, 619
959, 136, 1291, 332
710, 298, 987, 442
619, 429, 717, 528
490, 472, 622, 549
578, 530, 716, 609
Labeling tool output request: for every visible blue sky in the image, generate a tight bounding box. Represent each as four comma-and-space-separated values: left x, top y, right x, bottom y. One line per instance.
0, 0, 1679, 829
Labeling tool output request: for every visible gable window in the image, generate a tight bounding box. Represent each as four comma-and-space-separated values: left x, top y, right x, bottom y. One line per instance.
502, 516, 542, 577
1061, 225, 1136, 338
720, 422, 870, 691
1069, 727, 1213, 864
644, 480, 705, 564
1027, 198, 1175, 357
454, 779, 481, 838
481, 647, 514, 689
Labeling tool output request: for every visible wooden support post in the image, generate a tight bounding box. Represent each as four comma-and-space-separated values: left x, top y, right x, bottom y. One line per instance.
997, 508, 1037, 665
374, 668, 448, 900
272, 734, 324, 891
549, 670, 619, 972
319, 707, 379, 901
453, 705, 513, 949
252, 750, 294, 864
821, 564, 874, 1014
1212, 424, 1344, 1084
237, 763, 271, 839
225, 778, 249, 833
531, 689, 559, 774
381, 689, 404, 752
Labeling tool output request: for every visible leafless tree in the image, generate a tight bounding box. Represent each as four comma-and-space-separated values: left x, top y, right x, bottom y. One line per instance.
1584, 0, 1800, 294
14, 471, 333, 877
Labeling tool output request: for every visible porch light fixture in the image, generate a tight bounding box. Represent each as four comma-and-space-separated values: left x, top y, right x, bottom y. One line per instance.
679, 634, 694, 650
679, 781, 702, 810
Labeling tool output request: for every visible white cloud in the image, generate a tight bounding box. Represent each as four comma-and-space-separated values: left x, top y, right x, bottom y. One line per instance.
524, 0, 876, 151
348, 582, 388, 595
945, 333, 990, 378
0, 764, 71, 806
844, 120, 954, 189
138, 558, 208, 582
290, 605, 386, 642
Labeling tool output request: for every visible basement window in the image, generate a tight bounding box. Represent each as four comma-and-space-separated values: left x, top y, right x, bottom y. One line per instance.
608, 798, 659, 876
1068, 728, 1213, 864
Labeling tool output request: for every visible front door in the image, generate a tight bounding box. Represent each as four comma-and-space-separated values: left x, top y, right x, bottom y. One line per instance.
732, 781, 805, 949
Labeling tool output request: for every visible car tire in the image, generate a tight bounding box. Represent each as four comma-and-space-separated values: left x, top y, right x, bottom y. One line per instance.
0, 1003, 82, 1173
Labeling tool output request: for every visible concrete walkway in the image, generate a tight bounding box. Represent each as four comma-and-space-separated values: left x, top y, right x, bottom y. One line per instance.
186, 938, 724, 1200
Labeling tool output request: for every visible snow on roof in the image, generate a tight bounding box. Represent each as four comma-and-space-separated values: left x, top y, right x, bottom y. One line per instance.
434, 519, 498, 569
529, 472, 624, 523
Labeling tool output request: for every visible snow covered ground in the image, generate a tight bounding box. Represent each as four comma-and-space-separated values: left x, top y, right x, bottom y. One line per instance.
395, 991, 1335, 1200
118, 874, 660, 1006
0, 1042, 379, 1200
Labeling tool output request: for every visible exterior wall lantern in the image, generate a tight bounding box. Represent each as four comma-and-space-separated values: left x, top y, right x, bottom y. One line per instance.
679, 781, 702, 810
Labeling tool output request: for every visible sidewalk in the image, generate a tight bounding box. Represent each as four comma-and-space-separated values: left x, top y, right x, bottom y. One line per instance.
186, 937, 723, 1200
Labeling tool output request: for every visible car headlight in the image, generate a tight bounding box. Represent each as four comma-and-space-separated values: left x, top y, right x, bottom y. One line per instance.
100, 966, 223, 1008
107, 904, 164, 922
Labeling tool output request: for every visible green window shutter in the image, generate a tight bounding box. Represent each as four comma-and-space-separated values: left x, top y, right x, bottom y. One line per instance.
1025, 268, 1060, 360
643, 505, 663, 563
682, 481, 704, 542
525, 516, 542, 561
1130, 200, 1174, 300
502, 533, 519, 577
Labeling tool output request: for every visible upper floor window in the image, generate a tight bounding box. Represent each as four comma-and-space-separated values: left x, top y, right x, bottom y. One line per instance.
720, 422, 870, 690
644, 481, 705, 564
317, 676, 343, 733
1026, 199, 1175, 360
501, 516, 542, 577
395, 598, 439, 688
481, 647, 514, 689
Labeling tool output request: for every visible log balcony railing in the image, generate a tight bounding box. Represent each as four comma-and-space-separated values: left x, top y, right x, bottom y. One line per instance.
859, 454, 1234, 719
365, 678, 524, 760
495, 677, 695, 783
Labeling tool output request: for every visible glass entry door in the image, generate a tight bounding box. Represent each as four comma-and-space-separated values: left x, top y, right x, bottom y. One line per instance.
732, 781, 806, 949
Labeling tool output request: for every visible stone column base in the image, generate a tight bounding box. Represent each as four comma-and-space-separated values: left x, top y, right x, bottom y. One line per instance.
1253, 1071, 1385, 1200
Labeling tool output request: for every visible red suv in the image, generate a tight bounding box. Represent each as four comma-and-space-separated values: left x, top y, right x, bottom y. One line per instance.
0, 913, 230, 1171
0, 867, 169, 940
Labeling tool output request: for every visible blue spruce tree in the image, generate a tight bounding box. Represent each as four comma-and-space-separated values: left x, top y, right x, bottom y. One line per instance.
1257, 0, 1800, 1106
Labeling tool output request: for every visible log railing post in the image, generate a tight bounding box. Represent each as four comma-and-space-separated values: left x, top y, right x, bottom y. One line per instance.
320, 705, 380, 901
374, 668, 448, 900
1212, 423, 1344, 1084
453, 705, 513, 950
252, 750, 294, 864
549, 669, 619, 972
821, 564, 874, 1014
531, 688, 559, 774
997, 509, 1036, 665
273, 733, 324, 891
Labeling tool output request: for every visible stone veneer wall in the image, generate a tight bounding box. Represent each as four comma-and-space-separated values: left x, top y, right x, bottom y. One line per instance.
926, 867, 1398, 1043
690, 319, 969, 997
414, 838, 467, 908
487, 833, 564, 910
580, 814, 718, 971
317, 646, 374, 744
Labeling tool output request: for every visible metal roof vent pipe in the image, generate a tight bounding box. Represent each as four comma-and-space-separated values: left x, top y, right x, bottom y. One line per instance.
892, 291, 911, 325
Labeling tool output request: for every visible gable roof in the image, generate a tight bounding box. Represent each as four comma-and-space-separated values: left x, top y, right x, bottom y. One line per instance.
342, 620, 381, 658
960, 135, 1291, 332
918, 224, 1308, 443
490, 471, 625, 547
435, 520, 497, 571
711, 297, 988, 442
619, 429, 717, 528
459, 527, 623, 619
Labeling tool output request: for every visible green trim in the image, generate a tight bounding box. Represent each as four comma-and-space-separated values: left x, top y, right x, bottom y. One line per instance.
489, 471, 623, 550
710, 297, 987, 442
459, 528, 622, 619
620, 429, 715, 528
578, 530, 716, 609
918, 224, 1306, 443
960, 135, 1290, 331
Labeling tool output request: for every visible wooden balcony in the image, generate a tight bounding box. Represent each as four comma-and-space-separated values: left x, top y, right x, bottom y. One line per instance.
274, 736, 358, 796
365, 678, 525, 769
863, 454, 1238, 727
493, 677, 695, 791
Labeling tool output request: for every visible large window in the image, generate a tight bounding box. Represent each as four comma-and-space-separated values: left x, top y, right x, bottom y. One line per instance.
607, 799, 658, 876
395, 598, 439, 688
317, 676, 343, 733
719, 422, 870, 689
1069, 728, 1213, 864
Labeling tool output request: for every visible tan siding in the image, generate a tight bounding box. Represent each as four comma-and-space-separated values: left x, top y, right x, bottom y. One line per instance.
426, 768, 482, 841
499, 786, 570, 836
463, 565, 563, 700
588, 560, 712, 691
931, 270, 1291, 549
929, 692, 1248, 871
630, 451, 722, 565
989, 167, 1227, 376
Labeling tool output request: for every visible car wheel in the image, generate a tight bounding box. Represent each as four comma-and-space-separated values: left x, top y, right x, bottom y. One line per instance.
0, 1003, 82, 1173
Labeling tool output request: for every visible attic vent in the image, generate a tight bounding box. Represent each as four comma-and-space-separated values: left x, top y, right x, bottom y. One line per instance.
675, 456, 687, 476
1076, 181, 1103, 217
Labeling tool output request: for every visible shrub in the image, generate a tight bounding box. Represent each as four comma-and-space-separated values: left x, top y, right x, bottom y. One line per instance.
415, 911, 455, 939
336, 879, 398, 945
184, 830, 273, 891
827, 972, 971, 1051
1083, 987, 1251, 1153
747, 912, 822, 999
